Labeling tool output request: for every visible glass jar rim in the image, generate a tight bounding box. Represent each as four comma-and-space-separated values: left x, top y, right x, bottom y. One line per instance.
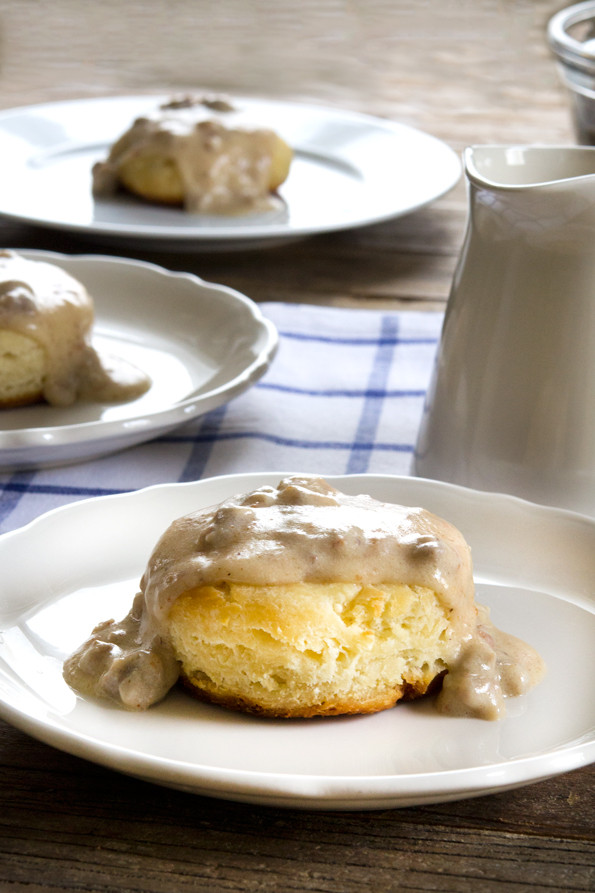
549, 1, 595, 74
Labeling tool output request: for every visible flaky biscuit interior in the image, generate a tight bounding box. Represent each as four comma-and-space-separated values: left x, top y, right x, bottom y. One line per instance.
168, 580, 454, 717
0, 330, 45, 407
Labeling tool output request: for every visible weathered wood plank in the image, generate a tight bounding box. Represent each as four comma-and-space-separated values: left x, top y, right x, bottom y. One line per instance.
1, 723, 593, 891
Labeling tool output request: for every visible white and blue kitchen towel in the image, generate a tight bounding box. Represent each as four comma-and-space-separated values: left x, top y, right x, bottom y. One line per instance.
0, 302, 442, 536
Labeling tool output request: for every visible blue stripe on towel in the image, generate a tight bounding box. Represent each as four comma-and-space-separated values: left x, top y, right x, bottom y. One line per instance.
346, 315, 400, 474
179, 404, 229, 482
279, 331, 437, 346
0, 471, 36, 525
161, 430, 413, 452
0, 481, 128, 498
257, 382, 425, 398
159, 431, 413, 450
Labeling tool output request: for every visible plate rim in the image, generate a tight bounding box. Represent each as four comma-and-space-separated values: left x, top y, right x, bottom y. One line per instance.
0, 250, 278, 459
0, 470, 593, 809
0, 93, 461, 244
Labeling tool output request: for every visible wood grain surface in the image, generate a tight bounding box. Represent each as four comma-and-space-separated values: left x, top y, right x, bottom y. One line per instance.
0, 0, 576, 310
0, 1, 594, 890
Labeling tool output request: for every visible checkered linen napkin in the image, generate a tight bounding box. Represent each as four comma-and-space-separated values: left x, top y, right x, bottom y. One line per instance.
0, 302, 442, 536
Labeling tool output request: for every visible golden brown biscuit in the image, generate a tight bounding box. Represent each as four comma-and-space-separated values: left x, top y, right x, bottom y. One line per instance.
169, 580, 452, 717
0, 329, 45, 407
0, 250, 151, 408
63, 477, 545, 720
93, 97, 293, 213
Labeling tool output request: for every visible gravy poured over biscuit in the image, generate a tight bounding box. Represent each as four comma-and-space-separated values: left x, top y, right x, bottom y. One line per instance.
64, 477, 545, 719
0, 251, 150, 408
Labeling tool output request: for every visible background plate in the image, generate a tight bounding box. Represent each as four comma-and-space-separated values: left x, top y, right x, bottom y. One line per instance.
0, 472, 593, 810
0, 95, 461, 250
0, 252, 277, 468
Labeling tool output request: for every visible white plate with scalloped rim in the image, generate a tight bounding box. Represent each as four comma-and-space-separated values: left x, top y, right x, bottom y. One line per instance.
0, 252, 277, 469
0, 472, 593, 810
0, 94, 461, 250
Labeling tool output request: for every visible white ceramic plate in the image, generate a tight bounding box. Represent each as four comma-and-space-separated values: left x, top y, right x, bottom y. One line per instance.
0, 252, 277, 469
0, 95, 461, 250
0, 472, 593, 810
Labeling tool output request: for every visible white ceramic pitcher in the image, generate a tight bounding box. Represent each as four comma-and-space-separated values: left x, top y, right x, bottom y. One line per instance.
414, 145, 595, 516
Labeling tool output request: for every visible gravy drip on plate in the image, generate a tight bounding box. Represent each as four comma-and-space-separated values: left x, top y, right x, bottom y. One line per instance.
63, 476, 545, 717
0, 251, 150, 406
93, 96, 282, 214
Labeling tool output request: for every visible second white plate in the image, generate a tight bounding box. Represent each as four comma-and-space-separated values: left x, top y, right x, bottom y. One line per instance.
0, 252, 277, 469
0, 95, 461, 250
0, 472, 593, 809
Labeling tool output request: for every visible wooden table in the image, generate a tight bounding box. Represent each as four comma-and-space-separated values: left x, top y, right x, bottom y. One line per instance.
0, 1, 593, 889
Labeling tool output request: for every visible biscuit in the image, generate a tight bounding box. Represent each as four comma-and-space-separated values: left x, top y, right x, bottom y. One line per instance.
0, 329, 45, 407
169, 580, 451, 717
93, 97, 293, 213
63, 476, 545, 720
0, 250, 151, 408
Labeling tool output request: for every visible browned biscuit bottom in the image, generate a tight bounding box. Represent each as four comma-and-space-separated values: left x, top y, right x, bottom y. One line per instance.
178, 670, 447, 718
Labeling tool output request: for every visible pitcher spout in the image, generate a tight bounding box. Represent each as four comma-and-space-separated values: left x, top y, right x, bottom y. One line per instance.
465, 144, 595, 189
